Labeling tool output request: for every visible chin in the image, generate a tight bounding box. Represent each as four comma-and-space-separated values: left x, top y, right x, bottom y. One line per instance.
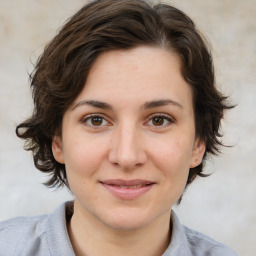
98, 208, 159, 231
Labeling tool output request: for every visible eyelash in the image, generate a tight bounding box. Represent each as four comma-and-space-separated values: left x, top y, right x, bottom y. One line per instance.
145, 113, 174, 128
80, 113, 174, 128
81, 114, 110, 128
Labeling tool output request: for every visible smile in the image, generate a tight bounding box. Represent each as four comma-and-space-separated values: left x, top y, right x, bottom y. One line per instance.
116, 184, 148, 188
100, 179, 155, 200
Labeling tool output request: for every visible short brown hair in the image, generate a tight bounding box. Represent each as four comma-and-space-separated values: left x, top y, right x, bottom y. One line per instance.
16, 0, 233, 189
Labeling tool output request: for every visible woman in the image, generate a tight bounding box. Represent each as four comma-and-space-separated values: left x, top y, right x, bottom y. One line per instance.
0, 0, 238, 255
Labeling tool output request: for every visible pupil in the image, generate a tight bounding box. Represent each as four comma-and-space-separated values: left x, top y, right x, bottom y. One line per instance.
92, 117, 103, 126
153, 117, 164, 126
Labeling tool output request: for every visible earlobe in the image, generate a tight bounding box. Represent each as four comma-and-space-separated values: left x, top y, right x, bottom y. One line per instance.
52, 135, 65, 164
190, 139, 206, 168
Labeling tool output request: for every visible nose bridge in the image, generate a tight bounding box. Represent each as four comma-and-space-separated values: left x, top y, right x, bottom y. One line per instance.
109, 120, 146, 168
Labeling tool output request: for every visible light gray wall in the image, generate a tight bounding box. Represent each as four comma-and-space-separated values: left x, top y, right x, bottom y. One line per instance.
0, 1, 255, 255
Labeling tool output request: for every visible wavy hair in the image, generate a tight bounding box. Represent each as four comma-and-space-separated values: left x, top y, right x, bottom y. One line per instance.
16, 0, 233, 189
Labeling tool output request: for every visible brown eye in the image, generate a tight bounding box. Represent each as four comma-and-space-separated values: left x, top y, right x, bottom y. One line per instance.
91, 116, 103, 126
152, 117, 164, 126
146, 114, 173, 128
82, 115, 109, 127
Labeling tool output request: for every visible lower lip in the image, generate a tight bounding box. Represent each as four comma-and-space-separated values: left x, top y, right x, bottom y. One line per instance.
101, 183, 154, 200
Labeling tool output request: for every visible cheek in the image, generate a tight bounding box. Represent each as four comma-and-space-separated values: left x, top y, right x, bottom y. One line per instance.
149, 137, 193, 176
149, 138, 192, 205
63, 139, 106, 199
63, 137, 108, 178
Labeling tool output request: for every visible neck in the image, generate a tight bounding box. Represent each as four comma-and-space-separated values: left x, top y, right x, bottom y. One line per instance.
67, 200, 172, 256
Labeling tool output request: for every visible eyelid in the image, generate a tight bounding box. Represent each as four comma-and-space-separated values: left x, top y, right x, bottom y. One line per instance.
147, 112, 175, 120
81, 113, 112, 127
80, 112, 175, 128
144, 113, 175, 127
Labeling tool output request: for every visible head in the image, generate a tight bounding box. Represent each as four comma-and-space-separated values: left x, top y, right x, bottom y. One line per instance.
17, 0, 232, 196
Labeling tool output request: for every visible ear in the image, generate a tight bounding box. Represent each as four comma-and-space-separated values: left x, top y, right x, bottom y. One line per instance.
52, 135, 65, 164
190, 138, 206, 168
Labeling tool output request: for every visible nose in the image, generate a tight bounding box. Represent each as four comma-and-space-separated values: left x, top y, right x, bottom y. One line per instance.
108, 124, 147, 170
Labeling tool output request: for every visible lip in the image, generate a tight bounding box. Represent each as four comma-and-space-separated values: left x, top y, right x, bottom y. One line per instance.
100, 179, 155, 200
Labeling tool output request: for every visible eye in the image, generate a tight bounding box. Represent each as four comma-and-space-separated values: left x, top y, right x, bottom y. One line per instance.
81, 114, 110, 127
146, 114, 174, 128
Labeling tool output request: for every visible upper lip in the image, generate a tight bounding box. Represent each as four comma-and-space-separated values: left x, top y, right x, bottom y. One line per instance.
100, 179, 155, 186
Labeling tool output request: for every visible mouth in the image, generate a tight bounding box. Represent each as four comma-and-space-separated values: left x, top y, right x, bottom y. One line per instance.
100, 179, 156, 199
114, 184, 150, 188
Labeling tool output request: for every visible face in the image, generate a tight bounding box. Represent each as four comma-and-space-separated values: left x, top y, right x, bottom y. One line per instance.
52, 46, 205, 230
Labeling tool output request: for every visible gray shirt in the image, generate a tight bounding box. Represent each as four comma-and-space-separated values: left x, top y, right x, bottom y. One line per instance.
0, 202, 238, 256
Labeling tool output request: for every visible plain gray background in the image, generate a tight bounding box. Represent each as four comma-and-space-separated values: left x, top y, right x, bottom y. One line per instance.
0, 1, 255, 255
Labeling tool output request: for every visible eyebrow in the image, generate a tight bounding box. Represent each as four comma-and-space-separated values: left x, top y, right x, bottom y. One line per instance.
71, 100, 113, 110
141, 99, 183, 110
71, 98, 183, 111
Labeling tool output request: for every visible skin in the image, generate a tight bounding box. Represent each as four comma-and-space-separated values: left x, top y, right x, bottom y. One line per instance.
52, 46, 205, 256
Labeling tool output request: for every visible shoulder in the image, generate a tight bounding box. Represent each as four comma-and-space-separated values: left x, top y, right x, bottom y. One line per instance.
164, 211, 239, 256
0, 214, 47, 235
0, 214, 49, 255
183, 225, 239, 256
0, 202, 74, 256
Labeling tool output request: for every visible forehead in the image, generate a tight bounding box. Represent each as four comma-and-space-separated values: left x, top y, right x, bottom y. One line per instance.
88, 46, 182, 83
72, 46, 193, 112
